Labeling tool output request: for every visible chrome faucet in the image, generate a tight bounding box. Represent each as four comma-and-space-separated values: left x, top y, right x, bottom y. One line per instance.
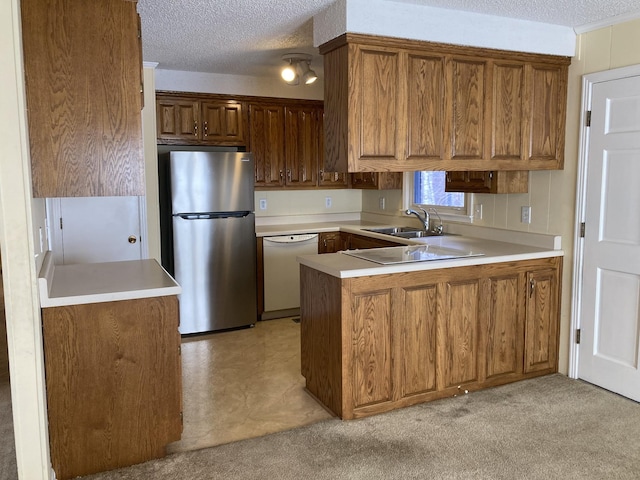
405, 206, 444, 234
430, 207, 443, 235
405, 207, 430, 231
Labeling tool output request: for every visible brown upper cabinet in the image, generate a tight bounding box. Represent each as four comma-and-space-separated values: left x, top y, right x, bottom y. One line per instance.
320, 34, 570, 173
22, 0, 145, 197
156, 94, 247, 146
250, 99, 328, 190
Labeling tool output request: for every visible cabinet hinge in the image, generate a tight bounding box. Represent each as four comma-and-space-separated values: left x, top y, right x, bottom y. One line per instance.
580, 222, 585, 238
586, 110, 591, 127
576, 328, 581, 344
59, 217, 63, 230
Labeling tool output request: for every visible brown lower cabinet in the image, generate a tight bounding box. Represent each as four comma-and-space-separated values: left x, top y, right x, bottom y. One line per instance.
42, 296, 182, 480
300, 256, 561, 419
318, 232, 402, 253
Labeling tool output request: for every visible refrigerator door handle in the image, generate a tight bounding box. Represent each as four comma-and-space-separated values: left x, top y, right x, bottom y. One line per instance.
177, 212, 251, 220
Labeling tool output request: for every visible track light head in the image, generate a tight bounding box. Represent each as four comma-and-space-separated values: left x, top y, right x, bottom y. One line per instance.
280, 53, 317, 86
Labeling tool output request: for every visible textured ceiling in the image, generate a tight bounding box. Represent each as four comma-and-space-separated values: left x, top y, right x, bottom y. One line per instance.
138, 0, 640, 77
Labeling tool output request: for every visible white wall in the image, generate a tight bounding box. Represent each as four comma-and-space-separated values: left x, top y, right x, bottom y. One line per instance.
155, 69, 323, 100
0, 0, 52, 478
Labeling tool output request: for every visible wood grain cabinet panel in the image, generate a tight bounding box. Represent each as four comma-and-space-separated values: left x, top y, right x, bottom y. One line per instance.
398, 284, 438, 397
301, 257, 562, 420
526, 64, 567, 169
439, 279, 481, 388
284, 105, 320, 188
42, 296, 182, 480
250, 103, 286, 188
448, 58, 488, 161
318, 232, 344, 253
445, 170, 528, 194
406, 53, 446, 160
524, 268, 559, 373
483, 274, 524, 380
156, 98, 200, 140
156, 95, 246, 146
351, 290, 393, 408
320, 34, 570, 173
21, 0, 144, 197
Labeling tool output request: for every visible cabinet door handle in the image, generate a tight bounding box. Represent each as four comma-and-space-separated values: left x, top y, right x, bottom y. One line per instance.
193, 121, 198, 136
287, 169, 292, 181
203, 121, 208, 137
279, 170, 283, 179
529, 278, 535, 298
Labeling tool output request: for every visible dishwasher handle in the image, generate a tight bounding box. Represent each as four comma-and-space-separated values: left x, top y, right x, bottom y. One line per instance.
263, 234, 318, 244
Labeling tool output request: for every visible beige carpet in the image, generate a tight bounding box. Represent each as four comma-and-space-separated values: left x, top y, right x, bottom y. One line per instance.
76, 374, 640, 480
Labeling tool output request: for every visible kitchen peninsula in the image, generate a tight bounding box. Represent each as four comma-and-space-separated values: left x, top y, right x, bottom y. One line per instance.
297, 233, 562, 420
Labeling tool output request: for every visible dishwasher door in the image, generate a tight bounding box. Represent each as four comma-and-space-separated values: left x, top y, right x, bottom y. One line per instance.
263, 233, 319, 315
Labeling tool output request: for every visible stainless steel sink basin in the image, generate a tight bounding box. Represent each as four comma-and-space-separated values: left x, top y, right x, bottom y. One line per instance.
363, 226, 451, 239
362, 226, 422, 235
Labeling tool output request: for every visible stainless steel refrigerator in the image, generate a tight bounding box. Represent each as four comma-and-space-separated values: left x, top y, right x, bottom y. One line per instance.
161, 150, 257, 335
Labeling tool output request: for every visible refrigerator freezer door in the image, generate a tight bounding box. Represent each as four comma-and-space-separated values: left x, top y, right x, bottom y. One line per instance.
170, 151, 254, 214
173, 213, 257, 334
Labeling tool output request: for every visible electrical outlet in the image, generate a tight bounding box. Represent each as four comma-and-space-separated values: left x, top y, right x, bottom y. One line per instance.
379, 197, 385, 210
521, 206, 531, 224
325, 197, 332, 208
259, 198, 267, 210
474, 203, 483, 220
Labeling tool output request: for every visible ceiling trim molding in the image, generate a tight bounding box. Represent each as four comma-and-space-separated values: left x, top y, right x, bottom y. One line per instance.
314, 0, 576, 56
574, 9, 640, 34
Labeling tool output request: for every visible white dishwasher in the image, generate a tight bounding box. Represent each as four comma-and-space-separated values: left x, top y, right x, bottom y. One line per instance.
262, 233, 319, 317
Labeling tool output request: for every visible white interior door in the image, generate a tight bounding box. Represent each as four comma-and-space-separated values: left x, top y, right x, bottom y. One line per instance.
48, 196, 144, 265
578, 74, 640, 401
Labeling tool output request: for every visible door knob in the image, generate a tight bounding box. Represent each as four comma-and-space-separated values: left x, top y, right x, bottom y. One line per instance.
128, 235, 137, 244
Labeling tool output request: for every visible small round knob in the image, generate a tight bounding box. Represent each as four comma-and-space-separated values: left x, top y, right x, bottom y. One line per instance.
128, 235, 137, 244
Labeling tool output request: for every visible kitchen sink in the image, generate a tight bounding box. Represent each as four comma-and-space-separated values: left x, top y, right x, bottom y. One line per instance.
363, 226, 451, 239
362, 226, 422, 235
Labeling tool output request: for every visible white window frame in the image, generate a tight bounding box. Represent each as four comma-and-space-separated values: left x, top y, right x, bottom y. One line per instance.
402, 172, 473, 223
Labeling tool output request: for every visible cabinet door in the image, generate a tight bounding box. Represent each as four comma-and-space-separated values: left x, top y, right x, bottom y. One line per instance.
438, 278, 481, 388
483, 274, 524, 381
156, 97, 200, 142
397, 283, 438, 397
350, 172, 403, 190
491, 62, 525, 162
525, 64, 567, 169
319, 171, 349, 188
284, 105, 320, 188
201, 100, 246, 145
447, 57, 489, 162
22, 0, 144, 197
524, 268, 559, 373
445, 171, 528, 194
318, 232, 343, 253
352, 46, 402, 165
250, 104, 286, 188
351, 289, 393, 409
43, 296, 181, 479
406, 52, 446, 161
347, 233, 401, 250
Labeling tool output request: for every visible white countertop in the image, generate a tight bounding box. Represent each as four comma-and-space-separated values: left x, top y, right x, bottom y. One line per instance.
297, 235, 563, 279
38, 252, 182, 308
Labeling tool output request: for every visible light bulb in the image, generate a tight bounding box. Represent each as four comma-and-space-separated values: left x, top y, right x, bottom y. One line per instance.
281, 65, 296, 82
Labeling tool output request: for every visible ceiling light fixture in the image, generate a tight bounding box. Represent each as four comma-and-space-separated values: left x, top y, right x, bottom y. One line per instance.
281, 53, 317, 86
